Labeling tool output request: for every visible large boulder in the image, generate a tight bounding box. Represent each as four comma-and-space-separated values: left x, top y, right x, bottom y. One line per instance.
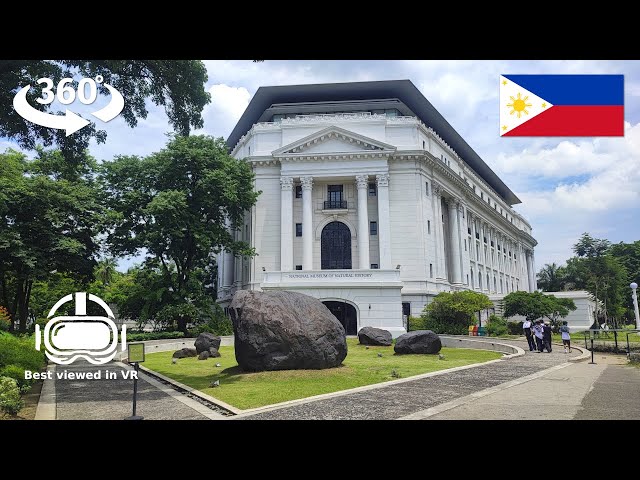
394, 330, 442, 355
194, 332, 221, 354
358, 326, 392, 346
172, 347, 197, 358
229, 290, 347, 371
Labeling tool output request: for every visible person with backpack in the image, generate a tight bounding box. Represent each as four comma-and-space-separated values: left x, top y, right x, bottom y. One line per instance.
542, 321, 553, 353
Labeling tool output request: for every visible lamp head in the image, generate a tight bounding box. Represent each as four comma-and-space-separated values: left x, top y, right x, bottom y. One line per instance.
631, 282, 638, 290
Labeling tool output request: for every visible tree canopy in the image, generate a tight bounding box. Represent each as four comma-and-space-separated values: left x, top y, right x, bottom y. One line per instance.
0, 60, 211, 154
420, 290, 493, 335
503, 291, 576, 326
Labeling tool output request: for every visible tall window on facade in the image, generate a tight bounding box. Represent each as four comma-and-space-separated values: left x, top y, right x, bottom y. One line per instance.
370, 263, 379, 269
464, 239, 467, 251
466, 274, 469, 285
368, 182, 377, 196
295, 185, 302, 198
494, 277, 497, 292
370, 221, 377, 235
487, 274, 490, 289
296, 223, 302, 237
425, 182, 430, 196
327, 185, 344, 209
321, 221, 352, 269
295, 265, 302, 270
427, 220, 431, 234
471, 268, 475, 288
430, 263, 433, 278
478, 272, 482, 289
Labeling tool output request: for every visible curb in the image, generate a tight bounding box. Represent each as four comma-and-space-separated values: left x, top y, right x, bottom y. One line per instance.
34, 364, 56, 420
137, 364, 241, 416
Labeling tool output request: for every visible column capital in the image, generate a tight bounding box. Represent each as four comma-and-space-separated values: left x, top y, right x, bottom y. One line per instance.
300, 176, 313, 190
376, 173, 390, 187
280, 176, 294, 190
355, 174, 369, 189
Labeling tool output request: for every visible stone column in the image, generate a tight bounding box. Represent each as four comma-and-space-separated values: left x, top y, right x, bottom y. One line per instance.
433, 183, 447, 279
376, 173, 392, 269
222, 217, 235, 292
530, 250, 538, 291
301, 176, 313, 271
280, 176, 294, 271
355, 175, 370, 270
447, 199, 462, 284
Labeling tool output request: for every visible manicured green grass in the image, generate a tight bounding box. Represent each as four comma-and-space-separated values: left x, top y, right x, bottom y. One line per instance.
143, 338, 502, 410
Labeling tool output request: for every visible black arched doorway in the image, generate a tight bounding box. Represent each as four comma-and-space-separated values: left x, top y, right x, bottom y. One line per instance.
321, 221, 352, 269
323, 301, 357, 335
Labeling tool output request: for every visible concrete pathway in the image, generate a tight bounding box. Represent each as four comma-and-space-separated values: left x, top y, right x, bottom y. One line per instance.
51, 360, 223, 420
237, 339, 583, 420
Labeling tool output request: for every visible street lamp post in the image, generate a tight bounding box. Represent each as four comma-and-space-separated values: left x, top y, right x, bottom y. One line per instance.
631, 282, 640, 330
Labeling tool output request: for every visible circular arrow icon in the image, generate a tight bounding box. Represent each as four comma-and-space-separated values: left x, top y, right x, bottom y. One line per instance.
12, 79, 125, 136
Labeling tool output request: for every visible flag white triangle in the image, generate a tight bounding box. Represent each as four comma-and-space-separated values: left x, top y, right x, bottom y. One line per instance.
500, 75, 553, 136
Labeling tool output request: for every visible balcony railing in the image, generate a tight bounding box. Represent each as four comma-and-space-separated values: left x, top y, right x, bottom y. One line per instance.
323, 200, 347, 210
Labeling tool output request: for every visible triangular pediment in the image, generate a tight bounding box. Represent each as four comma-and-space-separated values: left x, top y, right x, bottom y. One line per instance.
273, 126, 396, 156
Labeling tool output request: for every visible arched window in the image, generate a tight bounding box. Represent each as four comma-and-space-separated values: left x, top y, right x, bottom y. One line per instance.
471, 268, 475, 288
321, 222, 352, 269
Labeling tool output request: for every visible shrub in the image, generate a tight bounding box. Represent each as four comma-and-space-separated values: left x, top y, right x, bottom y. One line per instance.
422, 316, 469, 335
407, 316, 427, 331
507, 321, 524, 335
189, 316, 233, 337
0, 377, 24, 415
0, 306, 11, 331
125, 331, 185, 342
0, 332, 46, 373
486, 315, 509, 337
0, 365, 34, 393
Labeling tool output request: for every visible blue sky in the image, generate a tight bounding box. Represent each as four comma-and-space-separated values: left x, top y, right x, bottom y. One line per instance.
2, 60, 639, 273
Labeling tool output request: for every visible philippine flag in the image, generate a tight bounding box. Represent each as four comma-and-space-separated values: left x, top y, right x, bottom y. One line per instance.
500, 74, 624, 136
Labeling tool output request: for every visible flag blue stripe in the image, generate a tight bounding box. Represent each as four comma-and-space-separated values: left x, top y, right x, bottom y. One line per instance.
503, 74, 624, 105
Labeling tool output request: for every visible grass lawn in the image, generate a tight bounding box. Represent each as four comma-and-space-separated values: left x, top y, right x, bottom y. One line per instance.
143, 338, 502, 410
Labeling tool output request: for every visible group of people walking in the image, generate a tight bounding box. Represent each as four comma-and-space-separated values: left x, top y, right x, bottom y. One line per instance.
522, 319, 572, 354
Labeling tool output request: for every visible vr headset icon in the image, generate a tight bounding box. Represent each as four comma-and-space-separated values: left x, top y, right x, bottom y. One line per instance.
35, 292, 126, 365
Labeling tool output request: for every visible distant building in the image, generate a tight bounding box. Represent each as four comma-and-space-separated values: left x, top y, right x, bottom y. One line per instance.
218, 80, 538, 337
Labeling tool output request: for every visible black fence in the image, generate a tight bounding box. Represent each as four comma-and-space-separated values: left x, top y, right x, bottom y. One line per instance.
581, 329, 640, 355
323, 200, 347, 210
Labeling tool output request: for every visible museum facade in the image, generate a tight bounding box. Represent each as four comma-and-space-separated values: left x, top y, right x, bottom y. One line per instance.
217, 80, 538, 337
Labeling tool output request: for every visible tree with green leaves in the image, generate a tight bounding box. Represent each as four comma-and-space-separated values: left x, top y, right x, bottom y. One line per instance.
609, 240, 640, 321
537, 262, 567, 292
0, 149, 102, 331
101, 135, 259, 332
503, 291, 576, 328
420, 290, 493, 335
95, 258, 118, 287
0, 60, 210, 155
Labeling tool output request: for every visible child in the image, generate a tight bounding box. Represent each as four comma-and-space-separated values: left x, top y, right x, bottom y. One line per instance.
560, 320, 571, 353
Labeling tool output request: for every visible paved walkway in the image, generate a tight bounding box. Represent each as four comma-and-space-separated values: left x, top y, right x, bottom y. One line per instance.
237, 339, 582, 420
53, 360, 219, 420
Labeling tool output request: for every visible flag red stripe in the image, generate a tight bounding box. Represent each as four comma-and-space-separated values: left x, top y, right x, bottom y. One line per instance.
504, 105, 624, 136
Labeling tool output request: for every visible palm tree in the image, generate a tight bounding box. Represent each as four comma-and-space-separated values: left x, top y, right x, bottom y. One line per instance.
537, 263, 565, 292
95, 258, 118, 286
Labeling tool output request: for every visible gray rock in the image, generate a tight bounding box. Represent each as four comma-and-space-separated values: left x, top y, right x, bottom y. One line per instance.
394, 330, 442, 355
198, 351, 211, 360
172, 347, 197, 359
194, 332, 221, 354
209, 347, 221, 358
358, 326, 392, 346
229, 290, 347, 371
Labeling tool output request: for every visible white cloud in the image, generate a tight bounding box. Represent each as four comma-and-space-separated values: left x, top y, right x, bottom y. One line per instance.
208, 84, 251, 120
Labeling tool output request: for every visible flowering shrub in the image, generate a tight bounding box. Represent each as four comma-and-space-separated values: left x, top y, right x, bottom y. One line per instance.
0, 306, 11, 331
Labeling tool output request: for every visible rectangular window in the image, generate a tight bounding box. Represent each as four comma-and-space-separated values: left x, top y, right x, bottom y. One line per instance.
328, 184, 343, 202
370, 263, 379, 269
429, 263, 433, 278
464, 239, 467, 251
370, 221, 378, 235
481, 192, 484, 200
484, 236, 487, 244
368, 182, 377, 196
491, 241, 494, 247
468, 227, 471, 235
295, 265, 302, 270
295, 185, 302, 198
296, 223, 302, 237
425, 182, 430, 196
466, 274, 469, 285
427, 220, 431, 234
422, 140, 426, 149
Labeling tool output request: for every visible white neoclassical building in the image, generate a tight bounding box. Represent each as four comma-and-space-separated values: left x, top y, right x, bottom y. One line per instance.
217, 80, 538, 337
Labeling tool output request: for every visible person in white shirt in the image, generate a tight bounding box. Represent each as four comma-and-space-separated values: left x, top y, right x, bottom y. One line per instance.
532, 320, 544, 353
522, 319, 536, 352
